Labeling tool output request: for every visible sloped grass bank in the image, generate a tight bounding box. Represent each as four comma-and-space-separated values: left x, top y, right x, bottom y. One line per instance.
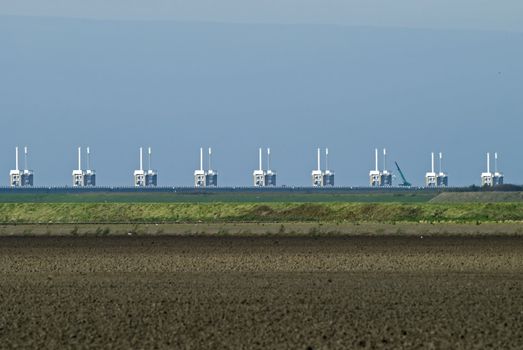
1, 202, 523, 224
430, 192, 523, 203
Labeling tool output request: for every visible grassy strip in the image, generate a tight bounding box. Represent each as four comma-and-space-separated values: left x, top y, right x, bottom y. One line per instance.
1, 202, 523, 224
0, 192, 436, 203
2, 222, 523, 237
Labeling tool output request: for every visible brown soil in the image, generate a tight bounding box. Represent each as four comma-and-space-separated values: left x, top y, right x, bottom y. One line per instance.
0, 236, 522, 349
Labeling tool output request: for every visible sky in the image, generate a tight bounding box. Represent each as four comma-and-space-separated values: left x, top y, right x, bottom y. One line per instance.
1, 0, 523, 32
0, 3, 522, 187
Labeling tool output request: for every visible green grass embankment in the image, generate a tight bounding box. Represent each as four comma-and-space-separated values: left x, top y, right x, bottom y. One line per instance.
430, 192, 523, 203
1, 202, 523, 224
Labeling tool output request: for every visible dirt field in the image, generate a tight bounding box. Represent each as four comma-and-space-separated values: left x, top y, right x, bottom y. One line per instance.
1, 236, 522, 349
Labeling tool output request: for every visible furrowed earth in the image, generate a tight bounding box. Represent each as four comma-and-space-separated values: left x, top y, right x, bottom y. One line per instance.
0, 236, 522, 349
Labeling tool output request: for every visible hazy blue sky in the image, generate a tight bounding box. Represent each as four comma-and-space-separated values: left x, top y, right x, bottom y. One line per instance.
1, 0, 523, 31
0, 5, 522, 187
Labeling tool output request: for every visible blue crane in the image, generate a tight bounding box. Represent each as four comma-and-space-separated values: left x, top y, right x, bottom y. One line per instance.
394, 161, 412, 187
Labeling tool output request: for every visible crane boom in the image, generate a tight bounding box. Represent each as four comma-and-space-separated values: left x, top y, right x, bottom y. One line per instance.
394, 161, 412, 187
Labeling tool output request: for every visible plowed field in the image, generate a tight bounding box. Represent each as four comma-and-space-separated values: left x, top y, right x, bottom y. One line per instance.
1, 236, 522, 349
